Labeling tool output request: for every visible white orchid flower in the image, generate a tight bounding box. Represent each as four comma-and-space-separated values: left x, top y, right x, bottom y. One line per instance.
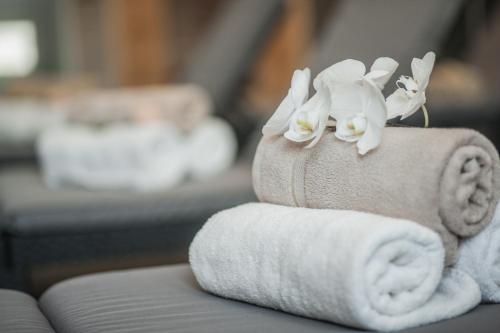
386, 51, 435, 124
333, 81, 387, 155
284, 78, 331, 148
316, 57, 398, 90
312, 57, 395, 155
262, 68, 311, 136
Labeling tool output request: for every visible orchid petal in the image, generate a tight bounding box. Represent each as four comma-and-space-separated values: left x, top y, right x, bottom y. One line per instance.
299, 87, 325, 114
284, 88, 326, 144
334, 117, 360, 142
305, 103, 330, 148
262, 68, 310, 137
362, 81, 387, 127
386, 88, 410, 120
304, 87, 331, 148
367, 57, 399, 89
396, 76, 419, 92
329, 83, 364, 119
262, 94, 295, 136
357, 122, 383, 155
290, 68, 311, 106
284, 128, 315, 142
400, 91, 426, 120
315, 59, 366, 87
370, 57, 399, 75
334, 82, 385, 154
411, 51, 435, 89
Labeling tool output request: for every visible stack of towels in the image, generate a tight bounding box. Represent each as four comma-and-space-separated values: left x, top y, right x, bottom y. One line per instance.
37, 118, 236, 191
189, 127, 500, 331
35, 85, 237, 191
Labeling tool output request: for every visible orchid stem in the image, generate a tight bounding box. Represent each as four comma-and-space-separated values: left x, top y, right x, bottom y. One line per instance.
421, 105, 429, 128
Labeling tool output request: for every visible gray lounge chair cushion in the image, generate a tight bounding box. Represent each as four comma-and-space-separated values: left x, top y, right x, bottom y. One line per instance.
39, 264, 500, 333
0, 289, 55, 333
0, 164, 255, 236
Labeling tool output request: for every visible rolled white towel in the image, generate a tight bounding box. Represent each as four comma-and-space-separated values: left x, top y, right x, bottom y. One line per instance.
37, 122, 187, 191
190, 203, 480, 332
457, 203, 500, 302
186, 117, 237, 180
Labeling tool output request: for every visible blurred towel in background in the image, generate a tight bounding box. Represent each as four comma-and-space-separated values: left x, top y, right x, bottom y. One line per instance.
67, 84, 212, 132
186, 117, 238, 180
0, 84, 212, 147
37, 118, 237, 192
0, 99, 66, 147
1, 84, 237, 191
38, 122, 187, 191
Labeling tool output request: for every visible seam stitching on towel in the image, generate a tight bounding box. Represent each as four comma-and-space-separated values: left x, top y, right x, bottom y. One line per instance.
291, 153, 300, 206
292, 149, 309, 207
253, 142, 262, 201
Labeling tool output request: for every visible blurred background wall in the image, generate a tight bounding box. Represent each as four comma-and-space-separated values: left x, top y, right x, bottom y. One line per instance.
2, 0, 499, 116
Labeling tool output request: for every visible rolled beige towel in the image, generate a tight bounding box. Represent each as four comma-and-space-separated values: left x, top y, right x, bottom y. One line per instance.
253, 127, 500, 265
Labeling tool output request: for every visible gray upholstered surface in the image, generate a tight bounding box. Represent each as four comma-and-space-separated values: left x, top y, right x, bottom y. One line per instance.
40, 264, 500, 333
0, 164, 255, 236
0, 289, 55, 333
311, 0, 463, 82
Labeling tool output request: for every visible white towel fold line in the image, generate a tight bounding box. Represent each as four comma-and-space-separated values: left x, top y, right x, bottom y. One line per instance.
189, 203, 480, 332
457, 203, 500, 303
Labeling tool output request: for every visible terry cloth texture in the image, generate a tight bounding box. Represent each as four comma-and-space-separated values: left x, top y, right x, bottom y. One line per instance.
457, 203, 500, 303
253, 127, 500, 265
190, 203, 481, 332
